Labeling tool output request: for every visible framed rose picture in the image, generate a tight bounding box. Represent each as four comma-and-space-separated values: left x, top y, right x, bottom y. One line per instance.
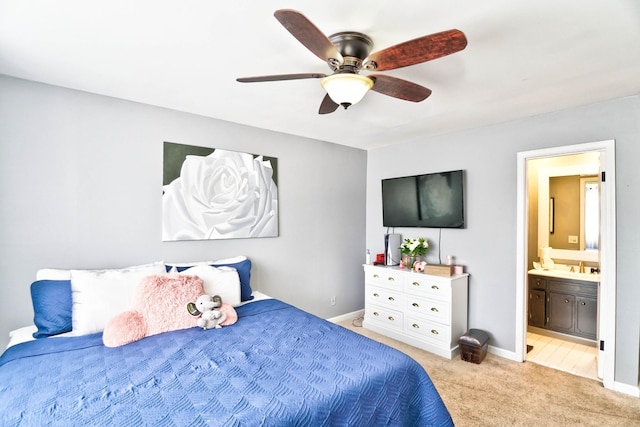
162, 142, 279, 241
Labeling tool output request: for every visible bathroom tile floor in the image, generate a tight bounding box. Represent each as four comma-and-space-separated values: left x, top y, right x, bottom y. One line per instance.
526, 331, 599, 380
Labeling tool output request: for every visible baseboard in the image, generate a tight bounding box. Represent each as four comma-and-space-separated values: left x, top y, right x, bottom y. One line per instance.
613, 381, 640, 397
327, 309, 364, 323
487, 345, 519, 361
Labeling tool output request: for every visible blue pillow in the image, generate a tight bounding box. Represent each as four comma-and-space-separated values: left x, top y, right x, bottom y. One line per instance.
167, 258, 254, 302
30, 280, 73, 338
211, 259, 253, 302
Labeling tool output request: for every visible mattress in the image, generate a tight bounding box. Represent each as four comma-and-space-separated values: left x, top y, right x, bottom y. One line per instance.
0, 298, 453, 426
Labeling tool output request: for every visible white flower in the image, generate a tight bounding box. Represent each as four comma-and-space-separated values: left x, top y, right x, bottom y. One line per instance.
401, 237, 429, 256
162, 149, 278, 240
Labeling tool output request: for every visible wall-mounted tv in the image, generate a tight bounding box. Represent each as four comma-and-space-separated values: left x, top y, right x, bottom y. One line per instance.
382, 169, 465, 228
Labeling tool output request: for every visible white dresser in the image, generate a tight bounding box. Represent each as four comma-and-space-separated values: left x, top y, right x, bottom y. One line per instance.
362, 264, 469, 359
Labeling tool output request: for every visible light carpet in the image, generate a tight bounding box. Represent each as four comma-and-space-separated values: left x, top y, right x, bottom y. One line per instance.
337, 318, 640, 426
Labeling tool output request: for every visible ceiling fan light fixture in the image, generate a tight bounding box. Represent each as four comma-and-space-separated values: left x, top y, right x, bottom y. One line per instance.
320, 74, 373, 109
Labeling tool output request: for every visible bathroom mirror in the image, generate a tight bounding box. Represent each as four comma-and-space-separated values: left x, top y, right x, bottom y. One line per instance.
536, 153, 600, 262
548, 175, 599, 250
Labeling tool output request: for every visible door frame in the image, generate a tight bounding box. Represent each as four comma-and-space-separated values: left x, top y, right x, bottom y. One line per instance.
515, 139, 616, 390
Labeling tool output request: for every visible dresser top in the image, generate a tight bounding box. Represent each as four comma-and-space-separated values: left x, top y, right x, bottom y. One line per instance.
364, 264, 469, 279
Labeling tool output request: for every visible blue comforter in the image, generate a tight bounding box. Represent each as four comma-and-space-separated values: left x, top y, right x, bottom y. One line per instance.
0, 299, 452, 426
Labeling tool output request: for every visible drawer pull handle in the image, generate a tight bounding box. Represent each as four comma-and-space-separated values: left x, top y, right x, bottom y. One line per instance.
373, 312, 379, 316
373, 293, 380, 297
412, 303, 419, 308
431, 329, 439, 335
388, 316, 395, 321
430, 307, 439, 312
387, 277, 395, 282
388, 296, 395, 301
412, 282, 420, 287
373, 274, 380, 279
431, 285, 439, 290
412, 323, 420, 329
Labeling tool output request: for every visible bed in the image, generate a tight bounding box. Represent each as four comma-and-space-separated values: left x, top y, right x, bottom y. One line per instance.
0, 260, 453, 426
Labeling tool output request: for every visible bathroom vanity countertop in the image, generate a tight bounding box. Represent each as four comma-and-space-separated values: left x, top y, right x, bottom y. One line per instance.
528, 268, 600, 283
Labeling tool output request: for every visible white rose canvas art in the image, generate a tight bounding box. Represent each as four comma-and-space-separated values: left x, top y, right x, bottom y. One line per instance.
162, 142, 278, 241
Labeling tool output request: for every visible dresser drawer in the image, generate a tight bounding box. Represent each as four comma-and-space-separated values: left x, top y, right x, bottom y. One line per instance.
404, 274, 452, 301
365, 285, 403, 310
364, 267, 403, 290
366, 304, 403, 331
404, 315, 451, 345
404, 294, 450, 324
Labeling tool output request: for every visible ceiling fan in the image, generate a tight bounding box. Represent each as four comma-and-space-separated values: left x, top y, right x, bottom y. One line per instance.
237, 9, 467, 114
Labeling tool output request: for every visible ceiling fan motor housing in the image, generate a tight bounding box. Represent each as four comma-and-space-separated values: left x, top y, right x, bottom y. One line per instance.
328, 32, 374, 73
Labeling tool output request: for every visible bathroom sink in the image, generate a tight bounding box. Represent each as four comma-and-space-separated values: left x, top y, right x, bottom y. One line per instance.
528, 268, 600, 282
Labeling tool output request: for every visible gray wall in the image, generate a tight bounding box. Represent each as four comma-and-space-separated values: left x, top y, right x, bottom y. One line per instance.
0, 75, 367, 350
366, 95, 640, 388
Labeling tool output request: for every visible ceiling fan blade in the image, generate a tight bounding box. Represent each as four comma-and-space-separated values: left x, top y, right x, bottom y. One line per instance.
366, 29, 467, 71
369, 74, 432, 102
318, 93, 339, 114
274, 9, 343, 64
237, 73, 326, 83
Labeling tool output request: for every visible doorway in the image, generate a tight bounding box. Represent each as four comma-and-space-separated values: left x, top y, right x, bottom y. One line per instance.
515, 140, 616, 390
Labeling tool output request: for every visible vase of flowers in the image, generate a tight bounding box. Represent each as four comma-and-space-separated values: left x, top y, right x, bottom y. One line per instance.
400, 237, 429, 270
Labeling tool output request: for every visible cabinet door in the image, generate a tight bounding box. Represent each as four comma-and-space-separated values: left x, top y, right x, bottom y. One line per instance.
548, 292, 574, 333
528, 289, 546, 328
575, 296, 597, 339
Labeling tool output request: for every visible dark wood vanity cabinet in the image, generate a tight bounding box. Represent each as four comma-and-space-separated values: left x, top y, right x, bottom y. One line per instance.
528, 274, 598, 340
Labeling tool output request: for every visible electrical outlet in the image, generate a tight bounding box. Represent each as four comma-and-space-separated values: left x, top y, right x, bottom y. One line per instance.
330, 296, 336, 306
568, 235, 578, 244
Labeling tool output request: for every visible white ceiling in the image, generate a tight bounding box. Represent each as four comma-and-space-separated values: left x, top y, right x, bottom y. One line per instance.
1, 1, 639, 150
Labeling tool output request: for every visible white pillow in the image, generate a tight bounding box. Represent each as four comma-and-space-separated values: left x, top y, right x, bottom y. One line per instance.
36, 268, 72, 281
70, 262, 166, 336
177, 264, 241, 307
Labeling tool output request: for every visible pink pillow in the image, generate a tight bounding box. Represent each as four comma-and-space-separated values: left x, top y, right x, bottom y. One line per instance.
103, 274, 204, 347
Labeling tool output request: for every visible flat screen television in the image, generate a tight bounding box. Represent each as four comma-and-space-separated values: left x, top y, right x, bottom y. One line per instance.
382, 169, 465, 228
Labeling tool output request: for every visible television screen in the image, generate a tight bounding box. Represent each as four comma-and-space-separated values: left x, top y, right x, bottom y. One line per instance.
382, 169, 464, 228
